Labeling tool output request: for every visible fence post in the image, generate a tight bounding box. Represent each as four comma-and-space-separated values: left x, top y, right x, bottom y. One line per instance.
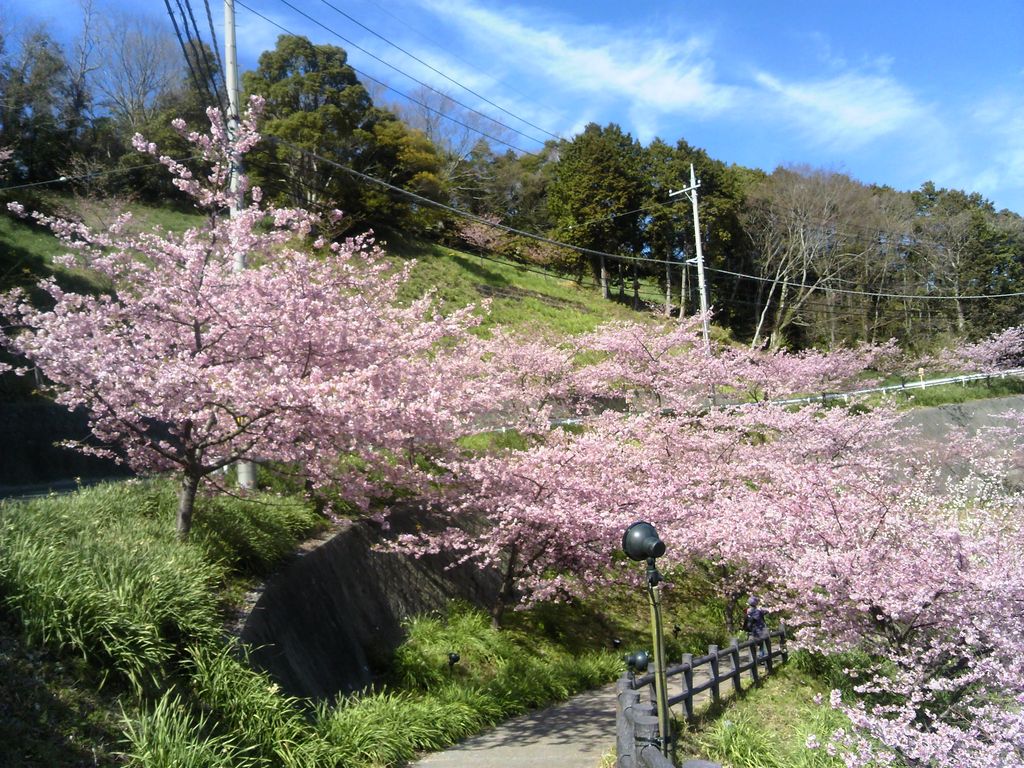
764, 634, 774, 674
729, 638, 741, 694
780, 622, 788, 663
634, 710, 667, 767
708, 644, 720, 705
681, 652, 694, 720
617, 675, 640, 768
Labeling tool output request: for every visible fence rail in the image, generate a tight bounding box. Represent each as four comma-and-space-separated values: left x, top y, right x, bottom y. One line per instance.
772, 367, 1024, 406
616, 628, 788, 768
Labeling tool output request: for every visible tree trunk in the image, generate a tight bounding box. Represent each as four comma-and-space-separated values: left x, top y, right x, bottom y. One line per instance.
177, 473, 200, 540
491, 545, 519, 629
600, 254, 609, 300
680, 262, 688, 319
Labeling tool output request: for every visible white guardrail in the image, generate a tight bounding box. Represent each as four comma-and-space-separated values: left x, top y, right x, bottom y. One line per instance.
771, 367, 1024, 406
541, 367, 1024, 429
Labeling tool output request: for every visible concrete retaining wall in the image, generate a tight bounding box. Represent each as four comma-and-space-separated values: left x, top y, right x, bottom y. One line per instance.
240, 505, 498, 701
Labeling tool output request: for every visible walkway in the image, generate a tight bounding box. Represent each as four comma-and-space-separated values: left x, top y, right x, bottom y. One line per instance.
412, 661, 728, 768
414, 684, 616, 768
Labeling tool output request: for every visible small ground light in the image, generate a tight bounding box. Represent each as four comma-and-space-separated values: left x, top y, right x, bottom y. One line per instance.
447, 652, 460, 670
613, 638, 622, 649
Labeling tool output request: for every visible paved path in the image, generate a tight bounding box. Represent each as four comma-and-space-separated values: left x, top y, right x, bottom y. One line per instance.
412, 660, 734, 768
414, 684, 617, 768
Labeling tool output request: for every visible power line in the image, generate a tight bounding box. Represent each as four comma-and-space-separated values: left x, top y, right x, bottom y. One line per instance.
202, 0, 228, 92
178, 0, 224, 112
261, 0, 549, 148
360, 0, 560, 116
0, 158, 203, 193
235, 1, 539, 157
264, 139, 1024, 304
164, 0, 213, 107
314, 0, 560, 141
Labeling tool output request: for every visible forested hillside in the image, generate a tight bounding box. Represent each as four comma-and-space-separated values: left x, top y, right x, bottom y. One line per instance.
2, 19, 1021, 352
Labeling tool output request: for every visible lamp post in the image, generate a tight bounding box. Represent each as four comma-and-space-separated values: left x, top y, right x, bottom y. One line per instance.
622, 521, 671, 756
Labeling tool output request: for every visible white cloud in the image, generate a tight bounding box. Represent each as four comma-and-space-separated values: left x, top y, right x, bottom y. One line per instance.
410, 0, 737, 120
969, 94, 1024, 210
751, 70, 929, 150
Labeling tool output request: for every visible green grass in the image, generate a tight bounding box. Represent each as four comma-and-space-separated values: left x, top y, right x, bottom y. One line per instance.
678, 662, 854, 768
0, 195, 206, 300
0, 480, 630, 768
314, 603, 621, 767
0, 610, 125, 767
888, 376, 1024, 408
0, 481, 224, 693
392, 239, 653, 335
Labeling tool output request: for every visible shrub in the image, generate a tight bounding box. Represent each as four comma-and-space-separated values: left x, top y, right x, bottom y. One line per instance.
0, 481, 222, 691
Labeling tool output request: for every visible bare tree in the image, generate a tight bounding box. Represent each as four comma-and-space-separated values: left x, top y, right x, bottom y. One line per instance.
90, 10, 182, 131
388, 85, 516, 205
742, 166, 876, 349
918, 209, 978, 335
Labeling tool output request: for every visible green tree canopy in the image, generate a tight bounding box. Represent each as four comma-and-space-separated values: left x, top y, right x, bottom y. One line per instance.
547, 123, 647, 291
243, 34, 445, 235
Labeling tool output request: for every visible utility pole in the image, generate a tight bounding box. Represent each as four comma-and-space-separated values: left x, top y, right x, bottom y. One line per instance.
224, 0, 255, 489
224, 0, 242, 259
669, 165, 710, 353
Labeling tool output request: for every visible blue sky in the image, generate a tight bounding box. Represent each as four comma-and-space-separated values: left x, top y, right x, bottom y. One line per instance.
9, 0, 1024, 213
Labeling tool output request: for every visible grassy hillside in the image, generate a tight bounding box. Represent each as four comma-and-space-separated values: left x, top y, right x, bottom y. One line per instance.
387, 236, 651, 335
0, 198, 656, 341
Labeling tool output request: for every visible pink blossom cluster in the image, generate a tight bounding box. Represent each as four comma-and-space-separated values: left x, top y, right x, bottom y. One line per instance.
397, 318, 1024, 765
942, 325, 1024, 373
0, 99, 502, 536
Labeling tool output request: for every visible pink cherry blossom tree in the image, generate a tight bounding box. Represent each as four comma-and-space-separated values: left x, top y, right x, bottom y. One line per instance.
398, 312, 1024, 761
392, 319, 910, 625
946, 324, 1024, 373
0, 99, 499, 538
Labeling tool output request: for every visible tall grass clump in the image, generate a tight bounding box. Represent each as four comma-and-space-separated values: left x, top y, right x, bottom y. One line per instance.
184, 643, 339, 767
315, 689, 486, 766
0, 481, 222, 691
190, 491, 326, 576
0, 478, 323, 695
121, 691, 258, 768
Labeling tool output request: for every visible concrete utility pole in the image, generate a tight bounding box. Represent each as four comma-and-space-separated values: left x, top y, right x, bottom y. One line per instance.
224, 0, 242, 260
669, 164, 710, 353
225, 0, 255, 489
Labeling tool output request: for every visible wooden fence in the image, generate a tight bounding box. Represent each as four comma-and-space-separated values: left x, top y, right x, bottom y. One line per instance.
615, 627, 788, 768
